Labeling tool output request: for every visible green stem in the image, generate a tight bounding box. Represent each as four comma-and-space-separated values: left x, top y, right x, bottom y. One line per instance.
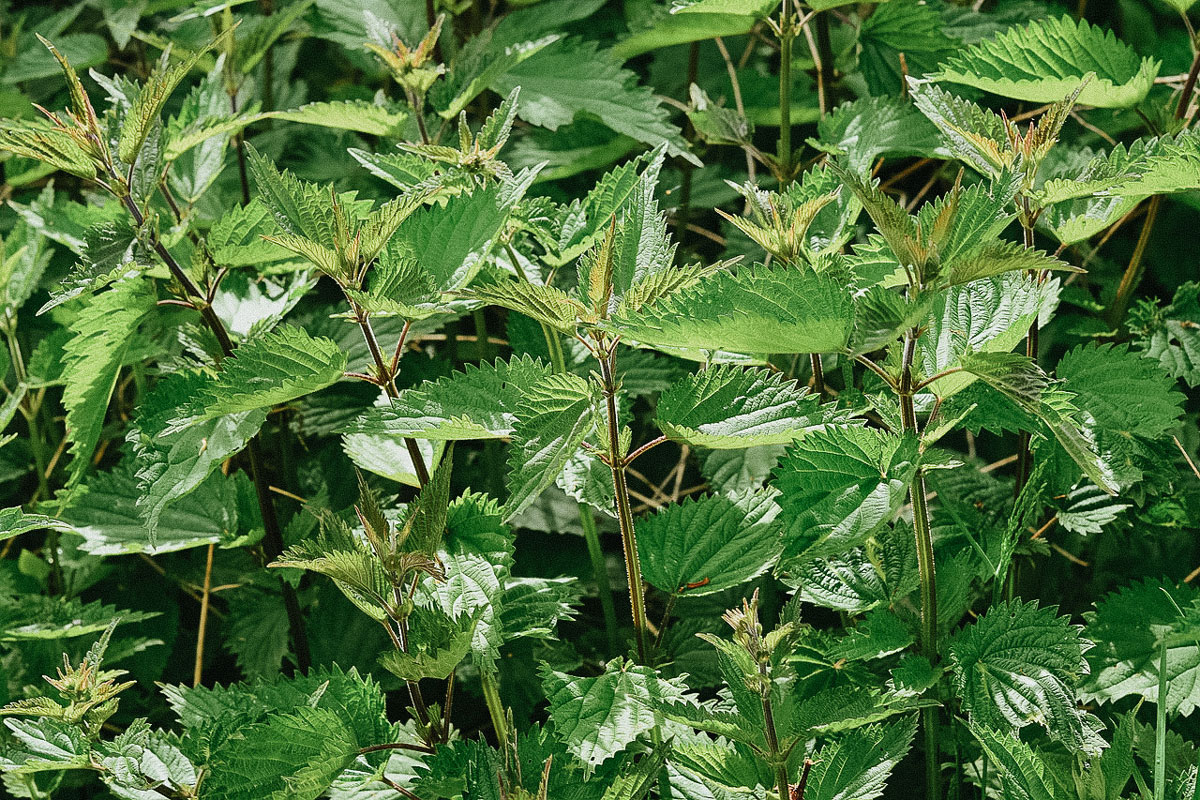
598, 342, 649, 663
480, 669, 508, 747
777, 0, 793, 185
1154, 639, 1168, 800
900, 328, 939, 800
513, 238, 620, 654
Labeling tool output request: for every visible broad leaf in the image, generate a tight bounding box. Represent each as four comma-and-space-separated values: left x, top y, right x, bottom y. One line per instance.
611, 264, 854, 357
348, 356, 553, 441
635, 488, 784, 596
656, 365, 844, 449
504, 373, 601, 520
932, 16, 1158, 108
773, 427, 919, 567
949, 599, 1094, 751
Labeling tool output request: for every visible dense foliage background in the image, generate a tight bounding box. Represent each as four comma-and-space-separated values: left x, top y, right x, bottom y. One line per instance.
1, 0, 1199, 798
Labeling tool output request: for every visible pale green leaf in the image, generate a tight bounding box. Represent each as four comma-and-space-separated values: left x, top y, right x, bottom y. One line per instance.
347, 356, 553, 441
611, 264, 854, 357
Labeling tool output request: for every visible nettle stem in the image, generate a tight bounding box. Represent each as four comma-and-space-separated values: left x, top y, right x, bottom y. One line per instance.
116, 189, 312, 673
351, 305, 431, 486
777, 0, 793, 185
597, 340, 649, 663
899, 326, 940, 800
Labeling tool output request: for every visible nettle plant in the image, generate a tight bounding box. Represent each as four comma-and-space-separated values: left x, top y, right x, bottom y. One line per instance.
0, 1, 1199, 799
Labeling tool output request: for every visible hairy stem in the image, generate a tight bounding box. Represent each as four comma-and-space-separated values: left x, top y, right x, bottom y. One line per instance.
777, 0, 793, 185
900, 327, 939, 800
598, 342, 649, 663
352, 308, 431, 487
1015, 214, 1038, 494
480, 669, 508, 746
193, 544, 214, 686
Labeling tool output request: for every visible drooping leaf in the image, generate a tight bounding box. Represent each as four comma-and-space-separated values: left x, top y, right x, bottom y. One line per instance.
958, 351, 1118, 493
61, 280, 157, 483
504, 373, 600, 520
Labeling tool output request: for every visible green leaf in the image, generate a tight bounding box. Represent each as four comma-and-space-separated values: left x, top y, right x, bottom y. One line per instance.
541, 658, 682, 771
0, 509, 77, 542
857, 0, 957, 97
468, 279, 587, 334
917, 273, 1057, 398
201, 706, 362, 800
61, 280, 157, 483
611, 264, 854, 357
813, 96, 947, 176
118, 36, 221, 164
0, 595, 157, 641
805, 715, 918, 800
1082, 579, 1200, 716
170, 326, 347, 428
931, 16, 1158, 108
62, 461, 242, 555
656, 364, 846, 449
504, 372, 601, 520
129, 371, 267, 545
536, 148, 664, 267
968, 724, 1062, 800
635, 488, 784, 596
0, 718, 91, 774
492, 38, 695, 164
612, 0, 779, 60
348, 356, 553, 441
1130, 282, 1200, 387
95, 718, 196, 797
0, 118, 96, 178
392, 182, 521, 291
1056, 343, 1183, 487
266, 99, 407, 136
773, 427, 919, 567
379, 606, 478, 681
949, 599, 1093, 750
958, 351, 1118, 493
